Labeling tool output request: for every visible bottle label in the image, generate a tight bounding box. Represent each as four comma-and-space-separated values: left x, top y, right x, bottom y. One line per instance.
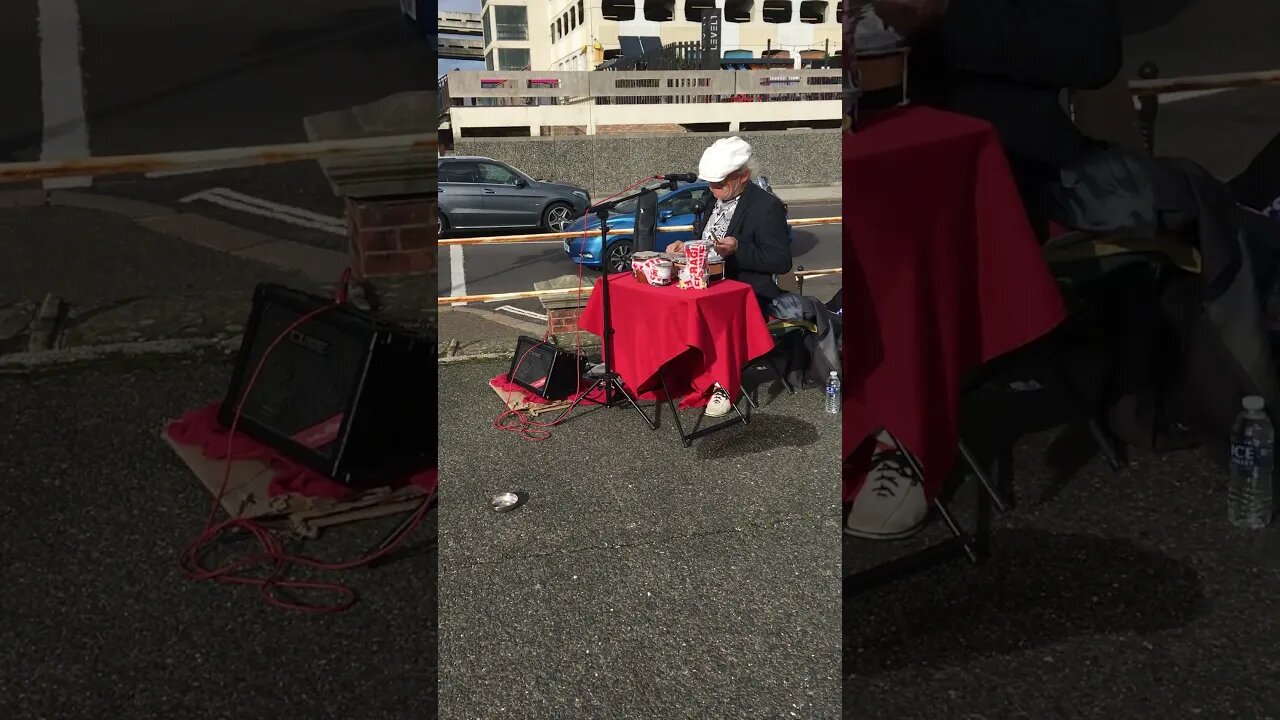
1230, 439, 1273, 469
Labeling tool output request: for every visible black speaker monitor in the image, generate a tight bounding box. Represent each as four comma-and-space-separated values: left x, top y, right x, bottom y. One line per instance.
507, 336, 584, 401
219, 283, 436, 488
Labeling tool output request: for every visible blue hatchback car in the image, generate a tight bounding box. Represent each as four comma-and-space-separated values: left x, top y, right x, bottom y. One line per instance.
564, 181, 792, 273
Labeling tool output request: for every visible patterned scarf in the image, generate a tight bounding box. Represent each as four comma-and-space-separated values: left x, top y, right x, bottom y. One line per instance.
700, 195, 740, 245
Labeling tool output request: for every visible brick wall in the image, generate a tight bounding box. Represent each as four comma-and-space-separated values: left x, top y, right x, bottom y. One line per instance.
546, 306, 585, 336
346, 195, 436, 279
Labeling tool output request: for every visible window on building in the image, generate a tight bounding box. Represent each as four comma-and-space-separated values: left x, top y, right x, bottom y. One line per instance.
485, 51, 495, 71
724, 0, 753, 22
551, 23, 556, 42
601, 0, 635, 21
498, 47, 531, 70
482, 10, 493, 45
799, 0, 826, 22
644, 0, 673, 21
494, 5, 529, 41
578, 0, 585, 24
684, 0, 716, 21
762, 0, 791, 22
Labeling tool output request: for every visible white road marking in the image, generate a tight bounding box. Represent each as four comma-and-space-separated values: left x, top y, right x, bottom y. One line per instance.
203, 187, 346, 229
38, 0, 91, 189
180, 188, 346, 235
449, 244, 468, 306
496, 305, 547, 322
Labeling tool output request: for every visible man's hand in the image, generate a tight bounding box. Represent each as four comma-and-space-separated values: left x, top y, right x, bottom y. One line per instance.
714, 236, 738, 258
665, 240, 686, 254
873, 0, 948, 36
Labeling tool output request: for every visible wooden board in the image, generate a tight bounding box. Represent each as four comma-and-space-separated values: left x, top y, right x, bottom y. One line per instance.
161, 423, 428, 538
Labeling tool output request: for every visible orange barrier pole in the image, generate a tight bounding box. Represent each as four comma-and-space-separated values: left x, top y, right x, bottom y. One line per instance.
439, 216, 843, 246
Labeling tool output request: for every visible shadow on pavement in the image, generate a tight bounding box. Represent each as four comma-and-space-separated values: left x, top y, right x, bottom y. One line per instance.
845, 528, 1209, 677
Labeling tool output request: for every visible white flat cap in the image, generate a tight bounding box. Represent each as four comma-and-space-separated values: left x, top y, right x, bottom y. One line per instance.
697, 136, 753, 182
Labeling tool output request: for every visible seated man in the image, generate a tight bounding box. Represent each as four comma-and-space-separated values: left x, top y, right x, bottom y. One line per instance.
667, 137, 795, 417
845, 0, 1122, 539
666, 137, 793, 312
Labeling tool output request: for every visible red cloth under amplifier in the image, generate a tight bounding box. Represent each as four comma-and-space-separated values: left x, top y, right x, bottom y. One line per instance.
166, 403, 438, 501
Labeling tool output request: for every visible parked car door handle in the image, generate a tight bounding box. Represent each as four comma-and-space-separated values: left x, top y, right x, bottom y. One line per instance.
483, 189, 497, 194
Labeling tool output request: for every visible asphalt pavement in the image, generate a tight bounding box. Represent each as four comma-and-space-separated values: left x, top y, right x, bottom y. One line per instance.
0, 0, 431, 250
0, 355, 437, 720
845, 390, 1280, 719
438, 358, 842, 718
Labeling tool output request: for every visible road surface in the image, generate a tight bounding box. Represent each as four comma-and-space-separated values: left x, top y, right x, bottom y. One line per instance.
0, 0, 431, 250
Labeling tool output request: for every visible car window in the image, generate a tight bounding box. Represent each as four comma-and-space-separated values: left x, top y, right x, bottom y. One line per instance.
661, 188, 708, 216
441, 161, 480, 183
477, 162, 521, 185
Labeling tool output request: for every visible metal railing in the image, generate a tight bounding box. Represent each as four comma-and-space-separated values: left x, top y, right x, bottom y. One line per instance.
0, 134, 435, 183
438, 215, 843, 246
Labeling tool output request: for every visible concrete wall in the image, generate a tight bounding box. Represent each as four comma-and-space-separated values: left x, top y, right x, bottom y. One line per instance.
453, 129, 840, 195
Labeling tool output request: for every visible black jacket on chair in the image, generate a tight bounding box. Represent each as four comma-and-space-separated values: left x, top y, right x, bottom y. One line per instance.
691, 182, 793, 306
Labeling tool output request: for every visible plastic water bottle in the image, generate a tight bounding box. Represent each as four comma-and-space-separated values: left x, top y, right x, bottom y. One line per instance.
1227, 395, 1274, 529
824, 371, 841, 415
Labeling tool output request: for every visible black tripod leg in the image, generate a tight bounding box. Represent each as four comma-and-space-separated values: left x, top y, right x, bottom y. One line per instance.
610, 376, 657, 430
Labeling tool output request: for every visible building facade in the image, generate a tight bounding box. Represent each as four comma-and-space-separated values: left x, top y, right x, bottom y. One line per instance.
479, 0, 842, 71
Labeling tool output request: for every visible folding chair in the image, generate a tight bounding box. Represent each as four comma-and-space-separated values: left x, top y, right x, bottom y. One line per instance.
743, 267, 815, 408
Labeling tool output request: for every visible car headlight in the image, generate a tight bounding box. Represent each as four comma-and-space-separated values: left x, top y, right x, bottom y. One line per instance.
571, 190, 588, 201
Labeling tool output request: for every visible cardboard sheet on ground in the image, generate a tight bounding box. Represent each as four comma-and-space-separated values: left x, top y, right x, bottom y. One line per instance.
161, 423, 428, 538
489, 376, 574, 416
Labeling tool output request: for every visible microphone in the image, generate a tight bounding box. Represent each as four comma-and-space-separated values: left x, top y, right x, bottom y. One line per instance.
657, 173, 697, 182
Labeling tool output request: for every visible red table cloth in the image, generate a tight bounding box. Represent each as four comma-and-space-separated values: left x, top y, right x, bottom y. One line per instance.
843, 106, 1066, 501
578, 275, 775, 408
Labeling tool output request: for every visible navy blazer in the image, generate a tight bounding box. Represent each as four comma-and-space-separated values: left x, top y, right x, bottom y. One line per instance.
691, 182, 793, 304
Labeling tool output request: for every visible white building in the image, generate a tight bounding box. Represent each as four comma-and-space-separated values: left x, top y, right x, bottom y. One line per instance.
478, 0, 842, 72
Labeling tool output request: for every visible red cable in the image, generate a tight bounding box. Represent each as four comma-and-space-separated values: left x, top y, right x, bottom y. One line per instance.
493, 176, 665, 442
178, 269, 434, 614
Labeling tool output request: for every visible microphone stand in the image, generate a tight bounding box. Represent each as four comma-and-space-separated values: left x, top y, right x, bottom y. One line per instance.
560, 180, 678, 428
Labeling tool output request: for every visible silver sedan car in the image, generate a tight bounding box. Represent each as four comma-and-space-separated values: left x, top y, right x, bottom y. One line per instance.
438, 156, 591, 235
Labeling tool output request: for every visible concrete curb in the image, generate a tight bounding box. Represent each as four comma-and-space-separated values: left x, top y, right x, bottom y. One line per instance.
0, 337, 239, 373
773, 184, 841, 204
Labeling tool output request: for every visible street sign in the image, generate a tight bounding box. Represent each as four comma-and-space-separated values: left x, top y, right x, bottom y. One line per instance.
701, 9, 721, 70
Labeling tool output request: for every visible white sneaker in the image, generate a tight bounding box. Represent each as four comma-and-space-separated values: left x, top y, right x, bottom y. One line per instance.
706, 385, 733, 417
844, 431, 928, 540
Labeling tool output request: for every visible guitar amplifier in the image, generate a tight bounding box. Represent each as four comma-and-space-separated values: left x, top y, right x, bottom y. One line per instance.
507, 336, 584, 401
219, 283, 436, 488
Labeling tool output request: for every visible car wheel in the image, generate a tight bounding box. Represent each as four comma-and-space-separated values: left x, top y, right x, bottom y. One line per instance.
543, 202, 574, 232
438, 211, 450, 237
605, 239, 632, 273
